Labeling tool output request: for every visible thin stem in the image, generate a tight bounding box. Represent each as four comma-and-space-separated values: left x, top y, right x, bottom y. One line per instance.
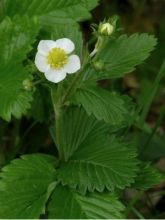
124, 60, 165, 137
140, 104, 165, 155
51, 56, 91, 160
139, 60, 165, 128
62, 70, 82, 104
55, 106, 64, 160
62, 60, 90, 105
122, 104, 141, 136
131, 207, 145, 219
33, 79, 44, 86
145, 192, 155, 211
51, 88, 64, 160
126, 191, 144, 217
53, 66, 88, 160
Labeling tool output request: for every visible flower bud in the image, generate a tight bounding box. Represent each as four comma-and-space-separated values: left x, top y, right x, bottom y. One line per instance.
99, 22, 114, 36
93, 61, 104, 70
23, 79, 33, 91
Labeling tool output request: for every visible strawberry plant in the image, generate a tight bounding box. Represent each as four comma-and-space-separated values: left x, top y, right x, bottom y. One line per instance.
0, 0, 164, 219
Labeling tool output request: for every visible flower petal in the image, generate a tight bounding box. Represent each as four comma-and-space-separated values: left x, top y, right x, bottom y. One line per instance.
45, 68, 67, 83
55, 38, 75, 54
35, 52, 50, 72
64, 55, 81, 74
38, 40, 57, 55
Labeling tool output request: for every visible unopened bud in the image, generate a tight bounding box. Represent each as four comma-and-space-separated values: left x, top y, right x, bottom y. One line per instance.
93, 61, 104, 70
99, 23, 114, 36
23, 79, 33, 91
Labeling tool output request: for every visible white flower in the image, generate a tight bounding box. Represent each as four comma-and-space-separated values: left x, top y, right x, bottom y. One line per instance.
35, 38, 81, 83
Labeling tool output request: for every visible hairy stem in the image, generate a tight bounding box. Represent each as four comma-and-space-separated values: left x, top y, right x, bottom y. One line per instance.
51, 89, 64, 160
51, 57, 90, 161
55, 106, 65, 160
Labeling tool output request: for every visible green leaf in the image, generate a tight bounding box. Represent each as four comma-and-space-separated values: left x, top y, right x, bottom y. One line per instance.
4, 0, 99, 22
58, 119, 138, 193
0, 154, 57, 219
0, 16, 39, 63
74, 86, 128, 124
0, 64, 33, 121
40, 6, 83, 57
88, 34, 157, 80
132, 163, 163, 190
48, 185, 125, 219
54, 107, 103, 161
0, 16, 39, 121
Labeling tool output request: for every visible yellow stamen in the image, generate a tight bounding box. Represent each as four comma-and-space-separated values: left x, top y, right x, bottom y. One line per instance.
47, 47, 68, 69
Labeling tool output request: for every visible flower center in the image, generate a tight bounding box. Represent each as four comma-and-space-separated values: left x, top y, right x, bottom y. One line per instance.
47, 47, 68, 69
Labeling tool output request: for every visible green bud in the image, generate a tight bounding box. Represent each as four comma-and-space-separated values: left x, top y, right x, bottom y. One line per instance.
23, 79, 33, 91
99, 22, 114, 36
93, 61, 104, 70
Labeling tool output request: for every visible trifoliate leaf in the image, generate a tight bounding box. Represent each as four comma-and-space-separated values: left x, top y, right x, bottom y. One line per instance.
88, 34, 157, 80
0, 16, 39, 121
54, 107, 102, 161
74, 86, 128, 124
58, 118, 138, 193
4, 0, 99, 22
0, 154, 57, 219
48, 185, 125, 219
132, 163, 164, 190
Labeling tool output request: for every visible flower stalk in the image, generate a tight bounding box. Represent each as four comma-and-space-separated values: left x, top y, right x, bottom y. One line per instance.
51, 57, 90, 161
